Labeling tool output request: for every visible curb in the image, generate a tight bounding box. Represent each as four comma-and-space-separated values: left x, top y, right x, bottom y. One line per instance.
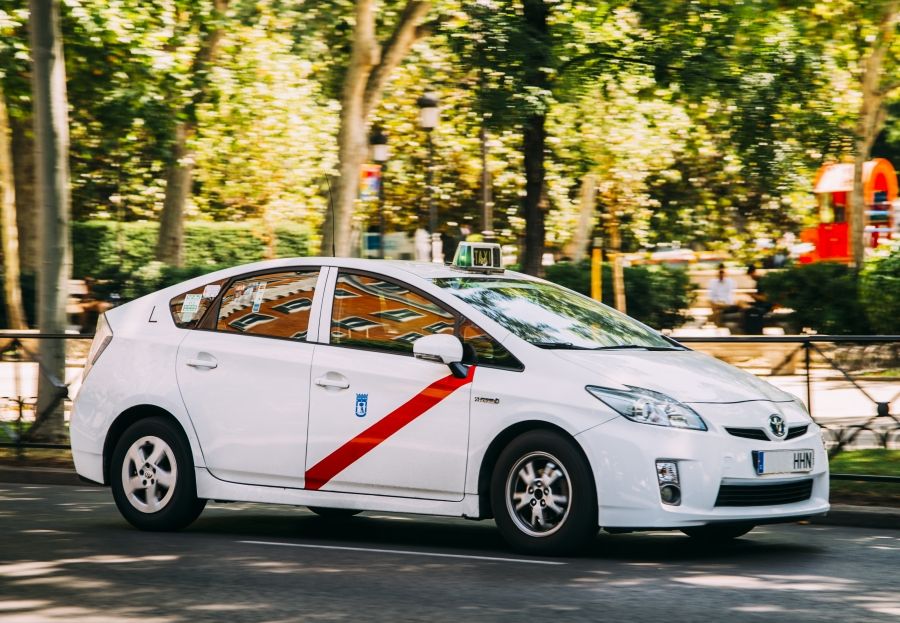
811, 504, 900, 531
0, 467, 896, 530
0, 465, 90, 487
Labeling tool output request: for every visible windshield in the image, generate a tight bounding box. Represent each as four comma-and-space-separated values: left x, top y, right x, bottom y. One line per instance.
431, 277, 679, 350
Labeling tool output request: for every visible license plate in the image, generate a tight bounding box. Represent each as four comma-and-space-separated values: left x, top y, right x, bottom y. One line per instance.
754, 449, 814, 475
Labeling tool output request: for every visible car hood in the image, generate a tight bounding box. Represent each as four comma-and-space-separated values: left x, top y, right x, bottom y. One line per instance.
552, 349, 794, 404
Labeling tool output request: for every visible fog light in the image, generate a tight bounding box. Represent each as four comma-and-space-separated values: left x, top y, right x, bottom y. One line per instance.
660, 484, 681, 505
656, 460, 681, 506
656, 461, 679, 484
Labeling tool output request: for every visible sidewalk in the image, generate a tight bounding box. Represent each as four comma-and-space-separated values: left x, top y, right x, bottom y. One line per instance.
0, 465, 896, 531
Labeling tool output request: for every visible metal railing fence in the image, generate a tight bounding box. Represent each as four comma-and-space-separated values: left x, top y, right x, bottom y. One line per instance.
0, 332, 897, 483
677, 335, 900, 457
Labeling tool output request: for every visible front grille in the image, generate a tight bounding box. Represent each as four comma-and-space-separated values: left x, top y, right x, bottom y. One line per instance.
726, 427, 769, 441
726, 424, 810, 441
715, 479, 813, 507
786, 425, 809, 440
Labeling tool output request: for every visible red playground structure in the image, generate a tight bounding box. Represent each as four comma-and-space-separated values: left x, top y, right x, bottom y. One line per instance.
800, 158, 898, 263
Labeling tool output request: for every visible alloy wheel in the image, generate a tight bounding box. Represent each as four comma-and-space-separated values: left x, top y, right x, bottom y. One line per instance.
121, 435, 178, 514
505, 451, 572, 537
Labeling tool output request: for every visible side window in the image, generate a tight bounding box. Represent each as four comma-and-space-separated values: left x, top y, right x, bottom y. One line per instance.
169, 279, 227, 329
217, 270, 318, 341
330, 272, 455, 354
459, 319, 523, 371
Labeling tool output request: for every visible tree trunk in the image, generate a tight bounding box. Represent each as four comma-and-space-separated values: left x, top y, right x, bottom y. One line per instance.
568, 173, 596, 262
324, 0, 431, 257
30, 0, 71, 442
520, 0, 550, 276
849, 0, 899, 268
155, 0, 228, 266
0, 84, 27, 329
480, 122, 493, 237
10, 115, 37, 276
521, 115, 546, 275
156, 121, 193, 266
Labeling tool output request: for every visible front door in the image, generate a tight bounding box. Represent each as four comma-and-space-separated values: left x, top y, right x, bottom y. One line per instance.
305, 271, 472, 501
176, 268, 323, 488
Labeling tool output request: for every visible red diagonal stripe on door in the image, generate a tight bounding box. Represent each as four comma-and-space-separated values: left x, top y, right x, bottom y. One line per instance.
305, 365, 476, 491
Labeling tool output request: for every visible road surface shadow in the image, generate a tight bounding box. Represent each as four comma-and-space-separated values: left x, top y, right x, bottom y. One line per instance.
185, 509, 821, 562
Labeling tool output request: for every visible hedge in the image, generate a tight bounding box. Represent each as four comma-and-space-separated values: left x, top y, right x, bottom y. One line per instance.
542, 261, 694, 329
860, 248, 900, 334
72, 220, 312, 279
760, 262, 871, 334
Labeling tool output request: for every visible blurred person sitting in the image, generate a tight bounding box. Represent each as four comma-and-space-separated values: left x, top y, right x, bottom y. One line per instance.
743, 264, 773, 334
707, 263, 739, 326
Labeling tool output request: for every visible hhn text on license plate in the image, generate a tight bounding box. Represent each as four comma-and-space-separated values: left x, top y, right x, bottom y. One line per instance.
756, 449, 814, 475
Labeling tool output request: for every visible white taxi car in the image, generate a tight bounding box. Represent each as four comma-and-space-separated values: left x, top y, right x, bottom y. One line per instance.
71, 243, 829, 555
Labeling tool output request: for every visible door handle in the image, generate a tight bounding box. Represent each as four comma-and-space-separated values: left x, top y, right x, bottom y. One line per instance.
186, 357, 218, 370
314, 376, 349, 389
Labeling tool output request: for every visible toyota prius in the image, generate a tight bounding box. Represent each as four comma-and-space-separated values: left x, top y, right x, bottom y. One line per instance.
71, 242, 829, 555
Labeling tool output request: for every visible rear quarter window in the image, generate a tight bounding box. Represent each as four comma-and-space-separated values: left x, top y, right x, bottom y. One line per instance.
169, 279, 227, 329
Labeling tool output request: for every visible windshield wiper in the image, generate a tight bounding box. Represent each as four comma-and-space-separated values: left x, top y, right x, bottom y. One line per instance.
532, 341, 596, 350
591, 344, 683, 351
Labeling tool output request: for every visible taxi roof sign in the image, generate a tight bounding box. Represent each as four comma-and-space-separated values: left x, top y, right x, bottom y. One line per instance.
451, 242, 504, 273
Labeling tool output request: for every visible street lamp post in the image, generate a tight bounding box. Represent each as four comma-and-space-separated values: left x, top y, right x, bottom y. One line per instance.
369, 126, 389, 259
417, 91, 439, 261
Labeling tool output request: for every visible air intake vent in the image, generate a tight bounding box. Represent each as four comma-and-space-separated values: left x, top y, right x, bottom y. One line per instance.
715, 479, 813, 507
726, 425, 810, 441
725, 427, 769, 441
786, 425, 809, 440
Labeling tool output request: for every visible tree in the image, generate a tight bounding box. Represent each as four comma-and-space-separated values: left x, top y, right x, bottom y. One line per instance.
29, 0, 70, 440
156, 0, 229, 266
850, 0, 899, 267
0, 81, 26, 328
519, 0, 550, 276
321, 0, 432, 258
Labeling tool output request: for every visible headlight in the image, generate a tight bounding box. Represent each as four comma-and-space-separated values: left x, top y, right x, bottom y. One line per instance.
585, 385, 707, 431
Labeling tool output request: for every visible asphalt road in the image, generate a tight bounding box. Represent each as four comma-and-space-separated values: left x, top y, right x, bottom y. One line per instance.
0, 484, 897, 623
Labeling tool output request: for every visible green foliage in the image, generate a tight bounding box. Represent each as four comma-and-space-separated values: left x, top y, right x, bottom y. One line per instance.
860, 248, 900, 334
3, 0, 900, 289
760, 263, 871, 334
543, 261, 694, 329
71, 220, 311, 280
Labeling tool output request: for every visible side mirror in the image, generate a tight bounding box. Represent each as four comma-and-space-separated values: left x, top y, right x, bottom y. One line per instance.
413, 334, 469, 378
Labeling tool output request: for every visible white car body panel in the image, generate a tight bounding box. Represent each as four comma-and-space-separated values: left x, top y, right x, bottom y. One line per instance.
71, 256, 830, 530
70, 297, 204, 484
176, 329, 315, 488
305, 343, 472, 500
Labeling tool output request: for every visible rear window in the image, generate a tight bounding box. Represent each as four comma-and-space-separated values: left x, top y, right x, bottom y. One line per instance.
169, 279, 227, 329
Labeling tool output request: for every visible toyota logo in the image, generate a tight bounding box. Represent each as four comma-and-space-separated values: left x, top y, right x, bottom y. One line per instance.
769, 414, 786, 438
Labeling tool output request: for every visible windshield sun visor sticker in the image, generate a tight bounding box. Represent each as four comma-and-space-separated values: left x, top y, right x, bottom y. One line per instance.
305, 366, 476, 491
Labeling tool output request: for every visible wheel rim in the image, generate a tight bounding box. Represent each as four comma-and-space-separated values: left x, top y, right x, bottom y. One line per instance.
505, 451, 571, 537
121, 436, 178, 514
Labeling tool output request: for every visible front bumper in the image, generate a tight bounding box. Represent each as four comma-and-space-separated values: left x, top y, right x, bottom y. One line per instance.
575, 407, 829, 529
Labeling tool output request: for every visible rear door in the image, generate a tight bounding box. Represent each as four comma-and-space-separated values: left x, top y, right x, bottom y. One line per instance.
176, 267, 325, 488
304, 270, 472, 500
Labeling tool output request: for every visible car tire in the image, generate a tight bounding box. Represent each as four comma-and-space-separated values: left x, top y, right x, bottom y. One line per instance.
491, 430, 597, 556
308, 507, 362, 519
681, 523, 755, 541
110, 417, 206, 531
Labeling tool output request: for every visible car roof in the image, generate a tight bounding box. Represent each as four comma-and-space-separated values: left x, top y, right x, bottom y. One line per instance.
147, 257, 537, 301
